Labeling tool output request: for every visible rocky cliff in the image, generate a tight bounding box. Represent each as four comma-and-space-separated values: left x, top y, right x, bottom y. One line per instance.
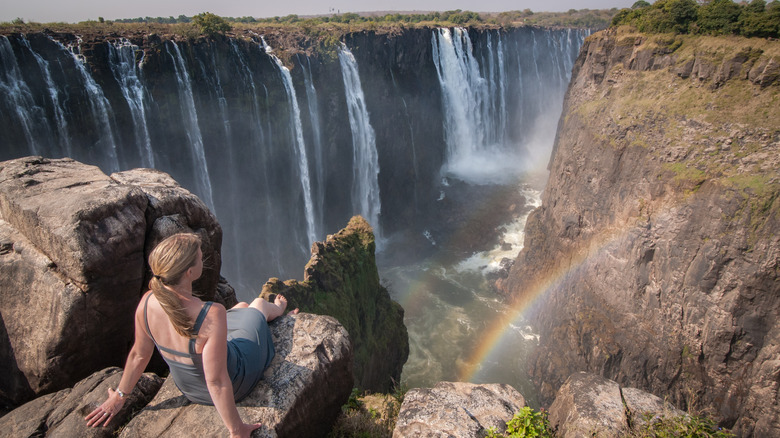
0, 157, 405, 427
261, 216, 408, 393
498, 29, 779, 436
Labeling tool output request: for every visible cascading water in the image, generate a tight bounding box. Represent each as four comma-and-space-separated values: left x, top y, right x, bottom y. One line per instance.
108, 39, 154, 168
297, 54, 326, 236
338, 44, 382, 242
0, 36, 44, 157
262, 38, 318, 250
166, 41, 215, 211
0, 28, 588, 399
65, 39, 121, 173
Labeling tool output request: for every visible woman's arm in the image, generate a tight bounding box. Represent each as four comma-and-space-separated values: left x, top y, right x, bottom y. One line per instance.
86, 293, 156, 427
201, 303, 261, 438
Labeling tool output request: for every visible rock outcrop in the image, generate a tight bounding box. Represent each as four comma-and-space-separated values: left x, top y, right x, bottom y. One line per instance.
0, 157, 222, 407
393, 381, 526, 438
261, 216, 409, 393
0, 367, 163, 437
119, 313, 353, 438
498, 30, 780, 435
548, 372, 684, 438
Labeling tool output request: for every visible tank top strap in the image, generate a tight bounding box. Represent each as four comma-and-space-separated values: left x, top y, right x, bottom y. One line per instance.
144, 292, 192, 358
189, 301, 213, 355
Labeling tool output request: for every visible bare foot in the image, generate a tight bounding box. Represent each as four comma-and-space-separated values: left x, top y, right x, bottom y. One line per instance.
274, 295, 299, 315
274, 295, 288, 313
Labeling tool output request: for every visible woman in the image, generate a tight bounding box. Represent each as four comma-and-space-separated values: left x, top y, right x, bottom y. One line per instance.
85, 233, 294, 437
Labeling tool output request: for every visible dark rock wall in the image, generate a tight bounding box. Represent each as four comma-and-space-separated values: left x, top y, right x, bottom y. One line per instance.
499, 30, 780, 436
0, 27, 584, 296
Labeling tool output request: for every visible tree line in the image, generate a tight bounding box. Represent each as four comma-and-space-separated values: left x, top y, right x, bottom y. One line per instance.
613, 0, 780, 38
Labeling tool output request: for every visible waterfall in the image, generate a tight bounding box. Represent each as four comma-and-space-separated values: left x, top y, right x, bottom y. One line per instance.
17, 37, 72, 158
65, 39, 121, 173
166, 41, 215, 211
0, 36, 43, 156
0, 28, 586, 297
262, 39, 318, 249
297, 54, 325, 235
338, 44, 382, 240
108, 39, 154, 168
432, 27, 508, 182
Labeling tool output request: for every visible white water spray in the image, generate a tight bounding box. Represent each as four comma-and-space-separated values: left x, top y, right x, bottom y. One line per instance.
262, 38, 318, 249
338, 44, 382, 241
167, 42, 214, 210
109, 39, 154, 168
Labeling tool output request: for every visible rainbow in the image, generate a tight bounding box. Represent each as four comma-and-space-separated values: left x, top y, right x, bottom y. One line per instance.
455, 224, 628, 382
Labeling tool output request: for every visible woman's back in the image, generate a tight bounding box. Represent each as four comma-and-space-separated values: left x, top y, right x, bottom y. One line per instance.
142, 291, 213, 364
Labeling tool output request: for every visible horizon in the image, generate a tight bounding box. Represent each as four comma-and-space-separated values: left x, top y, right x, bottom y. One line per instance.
2, 0, 636, 24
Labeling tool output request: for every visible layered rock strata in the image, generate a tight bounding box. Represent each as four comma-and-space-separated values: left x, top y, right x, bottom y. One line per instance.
499, 30, 780, 436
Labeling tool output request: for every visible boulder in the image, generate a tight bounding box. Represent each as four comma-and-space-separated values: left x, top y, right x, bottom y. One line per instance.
0, 157, 223, 406
548, 373, 686, 437
0, 367, 162, 437
622, 386, 684, 429
393, 382, 525, 438
119, 312, 353, 438
261, 216, 408, 393
0, 157, 146, 405
548, 372, 628, 438
110, 167, 223, 302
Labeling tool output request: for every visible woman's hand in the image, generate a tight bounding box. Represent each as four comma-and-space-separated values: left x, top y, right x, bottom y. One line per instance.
85, 388, 126, 427
230, 422, 262, 438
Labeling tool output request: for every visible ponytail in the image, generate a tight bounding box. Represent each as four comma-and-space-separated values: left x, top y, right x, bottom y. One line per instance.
148, 233, 202, 338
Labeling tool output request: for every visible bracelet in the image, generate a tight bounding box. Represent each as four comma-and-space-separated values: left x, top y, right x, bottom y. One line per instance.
116, 388, 128, 398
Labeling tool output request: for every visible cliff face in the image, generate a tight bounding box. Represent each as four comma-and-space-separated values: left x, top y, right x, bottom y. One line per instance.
499, 30, 779, 436
261, 216, 408, 393
0, 27, 583, 294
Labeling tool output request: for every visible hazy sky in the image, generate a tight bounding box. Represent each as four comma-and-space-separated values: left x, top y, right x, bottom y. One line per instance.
2, 0, 637, 24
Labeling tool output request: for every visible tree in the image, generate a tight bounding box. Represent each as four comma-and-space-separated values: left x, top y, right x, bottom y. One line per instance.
193, 12, 231, 37
696, 0, 742, 34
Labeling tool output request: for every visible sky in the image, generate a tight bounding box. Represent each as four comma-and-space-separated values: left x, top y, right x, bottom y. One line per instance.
1, 0, 637, 24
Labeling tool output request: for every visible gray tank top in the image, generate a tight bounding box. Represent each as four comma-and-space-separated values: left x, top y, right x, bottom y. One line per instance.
143, 293, 220, 405
143, 293, 272, 405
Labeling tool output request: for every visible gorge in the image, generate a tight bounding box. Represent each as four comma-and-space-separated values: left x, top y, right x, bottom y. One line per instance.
0, 25, 584, 399
2, 20, 779, 436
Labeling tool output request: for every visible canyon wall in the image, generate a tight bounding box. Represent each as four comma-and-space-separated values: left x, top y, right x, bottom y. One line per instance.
0, 27, 584, 296
499, 29, 779, 436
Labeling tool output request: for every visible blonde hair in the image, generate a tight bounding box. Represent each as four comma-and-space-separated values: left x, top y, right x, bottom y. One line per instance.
148, 233, 202, 338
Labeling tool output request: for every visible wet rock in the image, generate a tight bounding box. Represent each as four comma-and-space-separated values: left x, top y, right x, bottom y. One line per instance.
393, 382, 525, 438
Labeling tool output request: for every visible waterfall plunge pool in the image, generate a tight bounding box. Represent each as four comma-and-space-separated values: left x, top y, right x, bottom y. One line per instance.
377, 172, 546, 407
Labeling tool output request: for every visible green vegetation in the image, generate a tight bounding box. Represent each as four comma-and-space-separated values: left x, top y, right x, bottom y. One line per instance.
486, 407, 554, 438
613, 0, 780, 38
484, 406, 734, 438
328, 383, 407, 438
1, 8, 618, 37
631, 413, 734, 437
192, 12, 231, 36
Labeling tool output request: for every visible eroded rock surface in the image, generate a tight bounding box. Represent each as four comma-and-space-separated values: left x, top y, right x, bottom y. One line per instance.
261, 216, 408, 393
119, 313, 353, 438
0, 367, 162, 437
499, 30, 780, 435
0, 157, 223, 406
549, 372, 684, 438
393, 381, 525, 438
